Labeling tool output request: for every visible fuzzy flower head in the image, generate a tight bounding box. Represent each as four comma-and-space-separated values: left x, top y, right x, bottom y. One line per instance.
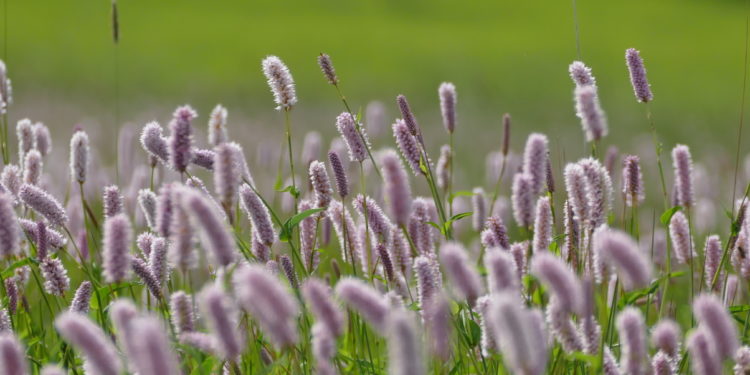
69, 130, 89, 183
671, 144, 693, 208
208, 104, 228, 146
593, 227, 653, 290
511, 173, 535, 228
317, 53, 338, 85
625, 48, 653, 103
102, 213, 132, 283
381, 149, 412, 226
168, 105, 196, 173
575, 85, 608, 142
262, 55, 297, 110
568, 61, 596, 87
439, 82, 457, 133
335, 112, 368, 162
0, 194, 20, 259
327, 150, 349, 198
393, 118, 423, 175
622, 155, 645, 206
140, 121, 169, 164
19, 184, 67, 227
309, 160, 333, 210
522, 133, 549, 194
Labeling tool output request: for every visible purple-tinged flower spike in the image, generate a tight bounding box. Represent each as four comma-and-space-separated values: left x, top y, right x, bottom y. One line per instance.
569, 61, 597, 87
409, 197, 436, 255
509, 241, 529, 278
735, 346, 750, 375
335, 112, 368, 163
19, 184, 67, 227
484, 249, 519, 294
136, 232, 154, 258
387, 309, 426, 375
102, 213, 132, 284
327, 200, 363, 266
575, 85, 608, 142
440, 242, 483, 305
155, 183, 175, 239
476, 296, 497, 356
393, 119, 423, 176
522, 133, 549, 194
578, 278, 601, 355
234, 264, 300, 348
425, 293, 452, 361
102, 185, 123, 218
298, 200, 318, 272
182, 189, 238, 267
602, 347, 621, 375
55, 311, 123, 375
652, 351, 676, 375
309, 160, 333, 210
377, 242, 396, 282
489, 292, 548, 375
69, 130, 89, 183
128, 316, 181, 375
200, 284, 244, 360
704, 235, 723, 290
693, 293, 739, 360
471, 187, 487, 232
262, 55, 297, 110
439, 82, 457, 134
532, 196, 553, 253
40, 256, 69, 296
669, 211, 695, 264
70, 281, 92, 314
564, 163, 589, 226
511, 173, 535, 228
317, 53, 338, 85
414, 256, 440, 314
617, 307, 648, 375
546, 158, 556, 194
396, 94, 421, 137
0, 333, 28, 375
605, 145, 618, 174
213, 142, 241, 210
137, 189, 157, 231
381, 149, 412, 226
208, 104, 228, 146
140, 121, 169, 164
546, 297, 583, 353
0, 194, 19, 258
302, 278, 345, 337
687, 328, 722, 375
626, 48, 653, 103
651, 319, 682, 360
593, 227, 653, 290
280, 255, 298, 289
109, 298, 137, 339
16, 119, 33, 167
725, 274, 740, 306
391, 225, 412, 277
531, 252, 583, 313
169, 193, 198, 271
436, 145, 451, 190
353, 194, 392, 242
579, 157, 613, 228
327, 150, 348, 198
170, 291, 195, 335
311, 323, 336, 375
562, 201, 579, 265
239, 184, 276, 246
132, 257, 162, 299
671, 144, 694, 208
1, 165, 20, 200
3, 279, 16, 315
149, 237, 168, 286
190, 148, 214, 170
22, 150, 42, 186
168, 105, 196, 173
335, 277, 388, 331
481, 215, 510, 250
622, 155, 645, 207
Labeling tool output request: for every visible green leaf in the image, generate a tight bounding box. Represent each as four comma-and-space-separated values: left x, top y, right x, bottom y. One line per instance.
449, 212, 473, 222
276, 185, 300, 199
286, 208, 324, 228
466, 319, 481, 347
426, 221, 446, 235
448, 190, 475, 204
0, 257, 34, 279
660, 206, 682, 226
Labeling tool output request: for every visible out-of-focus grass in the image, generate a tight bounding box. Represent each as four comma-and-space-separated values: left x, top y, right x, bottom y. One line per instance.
1, 0, 749, 155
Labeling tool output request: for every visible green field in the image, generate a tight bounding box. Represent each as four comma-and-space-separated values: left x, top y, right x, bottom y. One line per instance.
2, 0, 749, 160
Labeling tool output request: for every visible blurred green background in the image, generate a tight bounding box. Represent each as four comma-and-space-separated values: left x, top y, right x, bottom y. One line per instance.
2, 0, 749, 167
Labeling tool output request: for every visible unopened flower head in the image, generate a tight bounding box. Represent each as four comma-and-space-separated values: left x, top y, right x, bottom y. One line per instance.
168, 105, 196, 173
262, 55, 297, 110
327, 150, 348, 198
317, 53, 338, 85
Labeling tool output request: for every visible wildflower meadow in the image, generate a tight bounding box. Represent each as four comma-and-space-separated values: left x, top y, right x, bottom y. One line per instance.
0, 1, 750, 374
